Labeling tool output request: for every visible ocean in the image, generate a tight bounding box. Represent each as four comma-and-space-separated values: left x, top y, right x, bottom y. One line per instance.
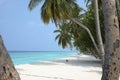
9, 51, 77, 65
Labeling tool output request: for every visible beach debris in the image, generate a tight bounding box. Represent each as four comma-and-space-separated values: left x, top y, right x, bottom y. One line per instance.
66, 59, 69, 62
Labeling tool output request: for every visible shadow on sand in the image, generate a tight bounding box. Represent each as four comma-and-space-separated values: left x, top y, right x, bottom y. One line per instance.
30, 55, 102, 75
31, 56, 101, 68
20, 73, 74, 80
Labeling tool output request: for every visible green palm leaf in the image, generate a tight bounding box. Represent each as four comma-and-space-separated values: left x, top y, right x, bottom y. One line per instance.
29, 0, 42, 10
54, 30, 60, 33
55, 34, 60, 40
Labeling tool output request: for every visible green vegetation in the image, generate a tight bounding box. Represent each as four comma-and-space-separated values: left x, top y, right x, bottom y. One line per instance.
54, 1, 104, 58
29, 0, 101, 58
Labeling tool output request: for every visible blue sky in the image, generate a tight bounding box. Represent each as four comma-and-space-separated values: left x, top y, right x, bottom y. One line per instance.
0, 0, 86, 51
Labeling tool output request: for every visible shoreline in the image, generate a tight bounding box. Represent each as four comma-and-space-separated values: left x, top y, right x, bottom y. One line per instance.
10, 51, 77, 65
15, 54, 102, 80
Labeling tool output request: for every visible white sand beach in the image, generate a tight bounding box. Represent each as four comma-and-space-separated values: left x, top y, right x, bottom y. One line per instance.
15, 54, 102, 80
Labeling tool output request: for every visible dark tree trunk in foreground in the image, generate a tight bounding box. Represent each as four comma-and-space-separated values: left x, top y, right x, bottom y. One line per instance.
0, 35, 20, 80
101, 0, 120, 80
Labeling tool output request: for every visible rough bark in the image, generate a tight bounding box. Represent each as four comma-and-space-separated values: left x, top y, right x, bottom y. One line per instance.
101, 0, 120, 80
0, 35, 20, 80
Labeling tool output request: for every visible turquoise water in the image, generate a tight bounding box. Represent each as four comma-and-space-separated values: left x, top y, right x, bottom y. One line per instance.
9, 51, 77, 65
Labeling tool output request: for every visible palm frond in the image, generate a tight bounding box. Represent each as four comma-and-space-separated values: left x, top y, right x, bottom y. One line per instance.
28, 0, 42, 10
55, 34, 60, 40
58, 36, 62, 45
54, 30, 60, 33
84, 0, 91, 7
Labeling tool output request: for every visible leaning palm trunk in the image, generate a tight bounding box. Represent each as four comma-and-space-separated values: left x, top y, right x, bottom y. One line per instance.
94, 0, 105, 61
0, 35, 20, 80
68, 16, 101, 57
101, 0, 120, 80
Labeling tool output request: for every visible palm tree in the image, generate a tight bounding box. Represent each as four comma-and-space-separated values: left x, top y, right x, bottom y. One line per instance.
93, 0, 105, 61
84, 1, 120, 79
0, 36, 20, 80
54, 23, 72, 49
29, 0, 77, 24
28, 0, 100, 56
101, 0, 120, 80
53, 3, 82, 50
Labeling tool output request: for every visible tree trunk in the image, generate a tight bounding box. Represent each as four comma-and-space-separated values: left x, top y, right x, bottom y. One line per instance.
101, 0, 120, 80
68, 16, 101, 56
94, 0, 105, 60
0, 35, 20, 80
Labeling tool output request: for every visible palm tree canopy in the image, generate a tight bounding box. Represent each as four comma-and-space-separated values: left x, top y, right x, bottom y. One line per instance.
54, 23, 72, 48
28, 0, 79, 24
